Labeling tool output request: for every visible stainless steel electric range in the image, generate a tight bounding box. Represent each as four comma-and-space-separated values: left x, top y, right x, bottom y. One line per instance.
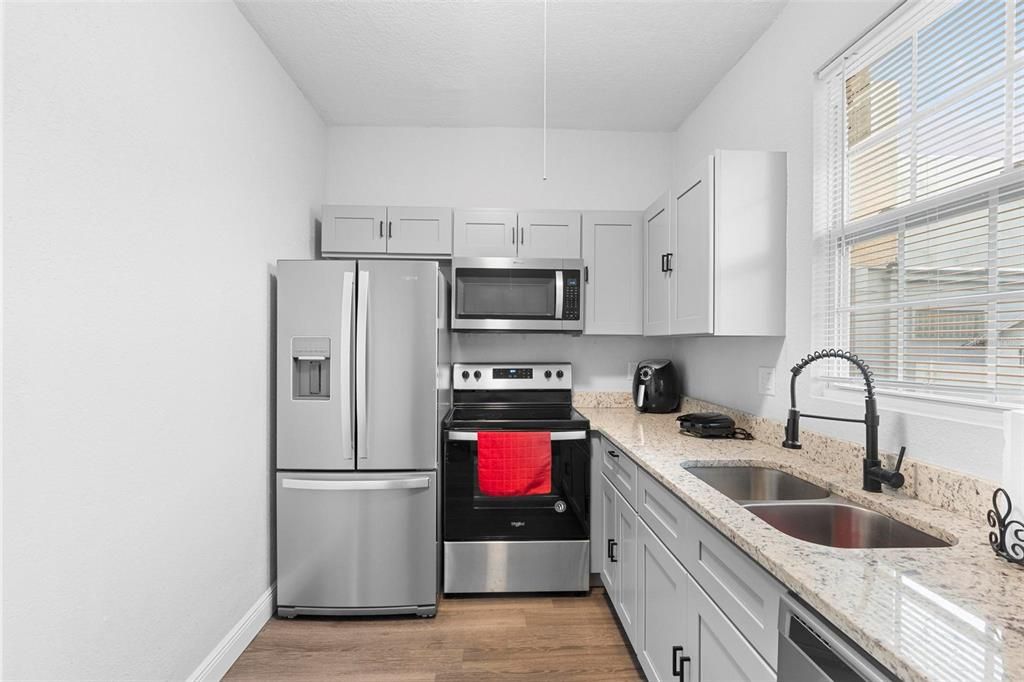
442, 363, 591, 594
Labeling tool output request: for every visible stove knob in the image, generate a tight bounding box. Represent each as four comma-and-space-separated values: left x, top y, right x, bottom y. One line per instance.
544, 370, 552, 379
461, 370, 470, 380
556, 370, 564, 379
473, 370, 482, 380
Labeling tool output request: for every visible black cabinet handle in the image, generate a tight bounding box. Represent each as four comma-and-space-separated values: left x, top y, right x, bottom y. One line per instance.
607, 449, 619, 459
666, 253, 673, 272
379, 220, 384, 238
608, 539, 618, 563
584, 266, 589, 283
660, 253, 667, 272
512, 227, 516, 244
387, 221, 392, 238
672, 646, 691, 679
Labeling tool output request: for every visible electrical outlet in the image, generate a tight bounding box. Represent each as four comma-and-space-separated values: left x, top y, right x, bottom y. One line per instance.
627, 361, 639, 379
758, 367, 776, 396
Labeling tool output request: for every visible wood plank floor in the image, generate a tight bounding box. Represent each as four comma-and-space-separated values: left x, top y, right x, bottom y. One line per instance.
225, 588, 644, 681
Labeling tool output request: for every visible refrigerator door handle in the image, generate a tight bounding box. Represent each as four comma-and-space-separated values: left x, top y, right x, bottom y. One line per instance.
341, 270, 355, 461
355, 269, 370, 461
282, 477, 431, 492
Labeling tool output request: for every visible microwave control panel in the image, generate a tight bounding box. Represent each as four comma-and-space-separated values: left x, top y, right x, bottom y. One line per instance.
563, 273, 580, 320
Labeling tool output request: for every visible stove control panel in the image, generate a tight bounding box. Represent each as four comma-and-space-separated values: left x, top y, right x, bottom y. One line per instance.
453, 363, 572, 390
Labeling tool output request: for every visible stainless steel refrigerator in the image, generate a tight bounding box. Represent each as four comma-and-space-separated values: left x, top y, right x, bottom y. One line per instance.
275, 259, 448, 618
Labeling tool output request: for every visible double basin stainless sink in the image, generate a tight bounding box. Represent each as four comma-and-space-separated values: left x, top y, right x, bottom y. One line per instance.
684, 466, 950, 549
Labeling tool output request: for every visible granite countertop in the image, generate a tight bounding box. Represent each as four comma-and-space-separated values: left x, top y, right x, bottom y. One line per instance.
579, 406, 1023, 682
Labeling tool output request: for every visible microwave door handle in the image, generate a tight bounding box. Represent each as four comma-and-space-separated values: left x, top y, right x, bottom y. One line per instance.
554, 270, 564, 319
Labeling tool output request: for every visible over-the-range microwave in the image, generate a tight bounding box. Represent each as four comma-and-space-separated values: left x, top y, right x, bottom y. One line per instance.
451, 257, 584, 332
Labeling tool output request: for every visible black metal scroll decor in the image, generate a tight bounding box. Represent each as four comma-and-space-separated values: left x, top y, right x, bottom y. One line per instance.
988, 488, 1024, 567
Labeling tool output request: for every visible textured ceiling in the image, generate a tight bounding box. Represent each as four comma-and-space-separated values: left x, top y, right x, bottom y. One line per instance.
236, 1, 787, 132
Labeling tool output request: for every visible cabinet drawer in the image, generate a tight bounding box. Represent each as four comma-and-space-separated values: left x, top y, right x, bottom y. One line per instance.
600, 438, 638, 508
637, 469, 690, 564
687, 512, 783, 669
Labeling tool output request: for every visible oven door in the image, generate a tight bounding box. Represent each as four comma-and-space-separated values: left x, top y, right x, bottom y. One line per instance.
451, 258, 581, 332
443, 429, 589, 541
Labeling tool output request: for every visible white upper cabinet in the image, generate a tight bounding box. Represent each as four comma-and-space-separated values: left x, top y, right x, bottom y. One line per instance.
322, 205, 387, 255
711, 150, 786, 336
321, 205, 452, 257
643, 193, 672, 336
582, 211, 643, 336
516, 210, 582, 258
453, 209, 518, 257
385, 206, 453, 255
671, 160, 714, 335
644, 150, 787, 337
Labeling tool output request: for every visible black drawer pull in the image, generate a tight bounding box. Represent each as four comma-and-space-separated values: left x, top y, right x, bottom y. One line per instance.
608, 539, 618, 563
607, 449, 619, 459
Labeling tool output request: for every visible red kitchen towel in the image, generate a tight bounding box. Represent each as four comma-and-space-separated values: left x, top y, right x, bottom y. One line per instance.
476, 431, 552, 497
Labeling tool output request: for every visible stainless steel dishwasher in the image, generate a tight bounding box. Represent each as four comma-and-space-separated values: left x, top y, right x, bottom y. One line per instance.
778, 594, 897, 682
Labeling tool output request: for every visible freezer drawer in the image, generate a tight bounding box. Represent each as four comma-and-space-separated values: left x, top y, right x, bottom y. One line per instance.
276, 472, 437, 616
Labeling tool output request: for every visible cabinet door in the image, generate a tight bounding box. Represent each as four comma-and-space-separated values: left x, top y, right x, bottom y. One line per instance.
686, 572, 776, 682
517, 210, 582, 258
636, 519, 690, 682
671, 158, 714, 335
643, 193, 672, 336
713, 150, 787, 336
322, 205, 387, 255
453, 209, 517, 257
614, 489, 639, 646
600, 475, 619, 600
386, 206, 452, 255
583, 211, 643, 335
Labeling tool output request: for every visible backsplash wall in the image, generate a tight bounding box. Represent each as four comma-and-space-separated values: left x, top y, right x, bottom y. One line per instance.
453, 334, 675, 392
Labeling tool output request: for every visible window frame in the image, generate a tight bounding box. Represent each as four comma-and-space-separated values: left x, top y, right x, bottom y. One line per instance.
814, 0, 1024, 409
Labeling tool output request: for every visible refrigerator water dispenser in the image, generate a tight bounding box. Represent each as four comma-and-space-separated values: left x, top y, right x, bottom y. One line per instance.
292, 337, 331, 400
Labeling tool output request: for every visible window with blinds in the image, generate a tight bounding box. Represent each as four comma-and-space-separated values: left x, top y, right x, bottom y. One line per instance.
816, 0, 1024, 404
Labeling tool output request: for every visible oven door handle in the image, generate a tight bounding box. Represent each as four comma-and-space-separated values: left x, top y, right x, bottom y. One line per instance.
447, 430, 587, 442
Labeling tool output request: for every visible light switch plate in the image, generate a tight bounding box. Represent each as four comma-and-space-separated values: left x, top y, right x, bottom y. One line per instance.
758, 367, 776, 396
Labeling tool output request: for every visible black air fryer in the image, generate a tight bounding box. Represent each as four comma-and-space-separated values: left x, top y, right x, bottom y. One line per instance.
633, 360, 680, 413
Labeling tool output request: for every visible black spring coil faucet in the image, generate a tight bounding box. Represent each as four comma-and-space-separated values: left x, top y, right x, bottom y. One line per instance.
782, 349, 906, 493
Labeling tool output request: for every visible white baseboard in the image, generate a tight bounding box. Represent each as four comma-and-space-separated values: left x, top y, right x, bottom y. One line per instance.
188, 583, 275, 682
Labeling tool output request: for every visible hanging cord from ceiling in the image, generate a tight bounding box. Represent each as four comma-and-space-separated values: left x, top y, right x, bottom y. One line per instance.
542, 0, 548, 181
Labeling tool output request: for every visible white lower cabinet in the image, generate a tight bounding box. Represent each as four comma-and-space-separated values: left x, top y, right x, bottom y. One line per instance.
687, 572, 776, 682
615, 490, 638, 646
600, 451, 779, 682
600, 476, 618, 597
636, 519, 689, 681
601, 475, 638, 646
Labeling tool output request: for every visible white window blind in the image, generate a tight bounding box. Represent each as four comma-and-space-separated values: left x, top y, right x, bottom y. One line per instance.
816, 0, 1024, 404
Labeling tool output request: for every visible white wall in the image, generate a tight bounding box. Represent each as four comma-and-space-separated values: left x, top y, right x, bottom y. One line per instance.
670, 0, 1006, 481
3, 3, 325, 678
328, 126, 674, 390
